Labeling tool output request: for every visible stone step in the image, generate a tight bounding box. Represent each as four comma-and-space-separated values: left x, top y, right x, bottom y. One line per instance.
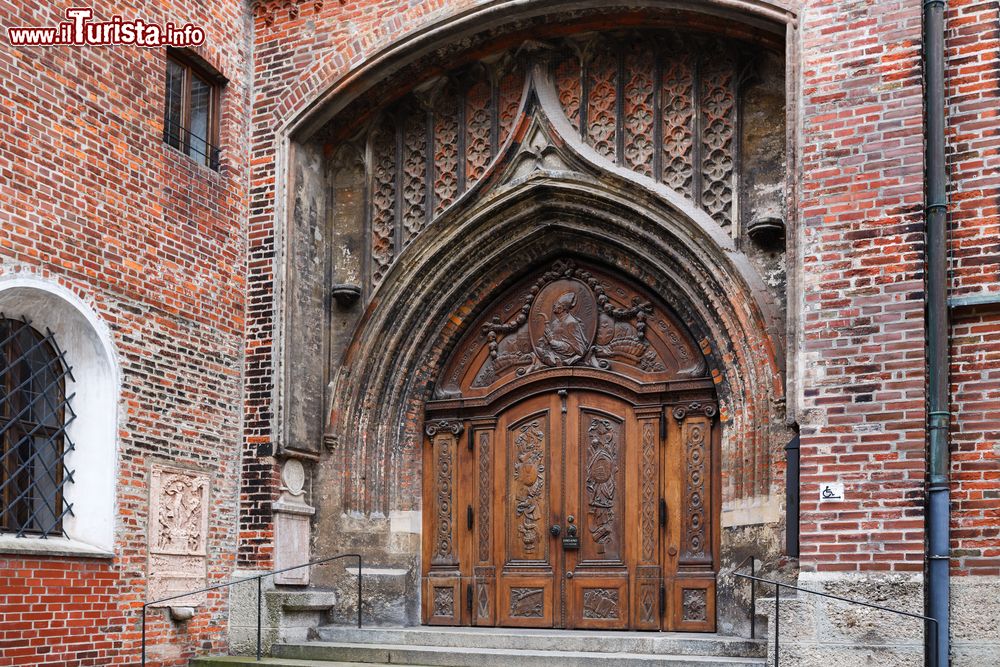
311, 626, 765, 659
272, 640, 766, 667
191, 659, 393, 667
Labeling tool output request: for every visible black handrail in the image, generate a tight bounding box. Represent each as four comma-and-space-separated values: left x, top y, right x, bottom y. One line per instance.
732, 556, 756, 639
140, 553, 363, 666
733, 568, 939, 667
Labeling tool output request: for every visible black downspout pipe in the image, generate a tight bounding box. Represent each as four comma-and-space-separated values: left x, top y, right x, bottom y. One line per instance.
785, 435, 800, 558
923, 0, 950, 665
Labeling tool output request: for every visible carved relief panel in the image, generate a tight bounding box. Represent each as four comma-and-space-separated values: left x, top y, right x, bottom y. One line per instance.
437, 259, 704, 399
147, 464, 210, 606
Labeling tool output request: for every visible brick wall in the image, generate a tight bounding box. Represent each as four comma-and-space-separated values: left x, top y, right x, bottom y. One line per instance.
950, 311, 1000, 576
796, 0, 927, 572
0, 0, 250, 664
945, 0, 1000, 576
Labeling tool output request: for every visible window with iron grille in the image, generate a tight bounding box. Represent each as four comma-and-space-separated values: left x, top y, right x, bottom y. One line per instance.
0, 317, 75, 538
163, 49, 223, 170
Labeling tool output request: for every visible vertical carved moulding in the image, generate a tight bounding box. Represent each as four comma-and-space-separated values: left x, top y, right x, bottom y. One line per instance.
426, 419, 463, 567
677, 412, 711, 563
633, 414, 661, 630
699, 50, 736, 228
401, 107, 428, 246
554, 55, 582, 133
477, 430, 492, 564
622, 42, 654, 177
425, 419, 464, 625
660, 48, 695, 198
586, 47, 618, 161
147, 464, 210, 607
433, 88, 460, 216
465, 80, 492, 185
368, 121, 397, 289
639, 420, 658, 564
273, 459, 315, 585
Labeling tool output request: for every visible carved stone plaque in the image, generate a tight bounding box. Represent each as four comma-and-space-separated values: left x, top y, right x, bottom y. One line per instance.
147, 464, 210, 606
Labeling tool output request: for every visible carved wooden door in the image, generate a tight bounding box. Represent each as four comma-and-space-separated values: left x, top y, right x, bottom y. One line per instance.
423, 258, 718, 632
493, 390, 662, 629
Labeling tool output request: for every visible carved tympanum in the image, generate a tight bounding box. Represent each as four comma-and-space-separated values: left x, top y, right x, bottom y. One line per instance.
438, 260, 703, 397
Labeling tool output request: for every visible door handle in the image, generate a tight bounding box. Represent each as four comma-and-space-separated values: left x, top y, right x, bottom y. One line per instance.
550, 524, 562, 537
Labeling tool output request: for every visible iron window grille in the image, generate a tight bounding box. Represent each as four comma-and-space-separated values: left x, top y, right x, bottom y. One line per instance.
163, 51, 223, 170
0, 316, 76, 538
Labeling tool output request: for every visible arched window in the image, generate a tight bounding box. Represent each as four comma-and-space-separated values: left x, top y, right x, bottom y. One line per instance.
0, 317, 75, 538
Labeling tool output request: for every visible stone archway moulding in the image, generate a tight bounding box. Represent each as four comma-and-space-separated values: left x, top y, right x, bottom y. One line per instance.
320, 62, 787, 531
279, 0, 798, 142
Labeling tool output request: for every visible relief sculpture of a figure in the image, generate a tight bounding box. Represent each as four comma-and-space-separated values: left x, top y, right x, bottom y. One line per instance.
535, 291, 590, 366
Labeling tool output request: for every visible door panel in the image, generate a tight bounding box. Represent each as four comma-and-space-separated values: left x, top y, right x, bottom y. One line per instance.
564, 395, 632, 629
497, 394, 562, 627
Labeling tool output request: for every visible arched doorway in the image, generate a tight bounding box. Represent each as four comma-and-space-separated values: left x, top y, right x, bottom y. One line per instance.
422, 259, 719, 631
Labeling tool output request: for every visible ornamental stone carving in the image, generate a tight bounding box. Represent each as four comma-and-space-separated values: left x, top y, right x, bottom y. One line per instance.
147, 464, 210, 606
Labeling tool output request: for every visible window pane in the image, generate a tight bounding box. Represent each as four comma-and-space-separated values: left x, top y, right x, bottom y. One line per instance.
29, 435, 60, 533
189, 73, 211, 163
0, 319, 71, 537
164, 58, 185, 149
27, 343, 60, 428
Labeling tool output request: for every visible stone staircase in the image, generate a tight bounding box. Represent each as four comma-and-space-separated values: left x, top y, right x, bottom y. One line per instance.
191, 626, 766, 667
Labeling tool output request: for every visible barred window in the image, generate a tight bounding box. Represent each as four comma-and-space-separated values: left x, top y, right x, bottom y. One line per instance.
0, 317, 75, 538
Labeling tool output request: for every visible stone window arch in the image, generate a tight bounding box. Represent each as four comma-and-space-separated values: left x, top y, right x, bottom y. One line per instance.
0, 276, 119, 557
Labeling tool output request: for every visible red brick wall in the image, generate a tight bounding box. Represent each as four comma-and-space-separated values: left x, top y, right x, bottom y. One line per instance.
950, 311, 1000, 576
946, 0, 1000, 299
0, 1, 249, 664
945, 0, 1000, 576
796, 0, 927, 572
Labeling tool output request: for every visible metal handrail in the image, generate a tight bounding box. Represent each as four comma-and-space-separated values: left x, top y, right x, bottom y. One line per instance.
731, 556, 756, 638
733, 568, 939, 667
140, 552, 363, 666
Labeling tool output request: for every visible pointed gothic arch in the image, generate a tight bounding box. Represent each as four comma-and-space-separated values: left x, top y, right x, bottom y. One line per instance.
276, 9, 794, 633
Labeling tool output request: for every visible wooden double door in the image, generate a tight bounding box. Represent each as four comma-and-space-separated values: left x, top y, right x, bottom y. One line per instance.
423, 385, 718, 632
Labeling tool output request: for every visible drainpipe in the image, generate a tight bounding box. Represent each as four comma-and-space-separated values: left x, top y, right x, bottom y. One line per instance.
923, 0, 949, 664
785, 434, 800, 557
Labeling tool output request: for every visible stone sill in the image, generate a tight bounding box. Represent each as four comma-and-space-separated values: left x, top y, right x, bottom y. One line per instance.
0, 534, 114, 559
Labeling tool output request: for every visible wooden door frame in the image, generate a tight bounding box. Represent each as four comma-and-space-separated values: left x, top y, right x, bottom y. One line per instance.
422, 373, 720, 631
